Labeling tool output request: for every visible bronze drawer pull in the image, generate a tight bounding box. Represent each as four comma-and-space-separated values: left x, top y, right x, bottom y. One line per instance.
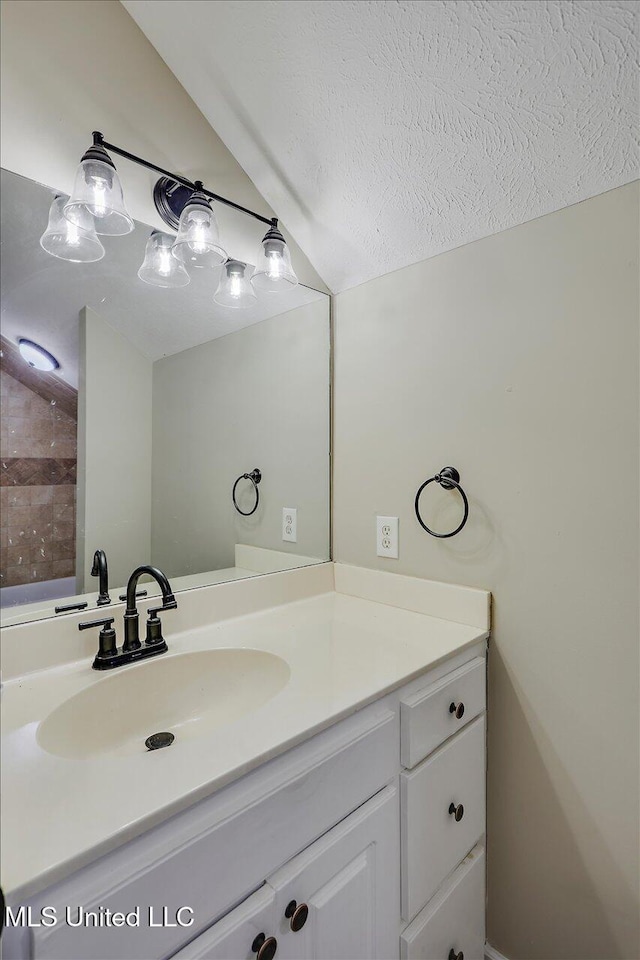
251, 933, 277, 960
448, 802, 464, 822
449, 701, 465, 719
285, 899, 309, 931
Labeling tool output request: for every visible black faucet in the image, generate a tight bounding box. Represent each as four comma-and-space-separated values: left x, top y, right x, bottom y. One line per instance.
123, 564, 177, 652
79, 564, 177, 670
91, 549, 110, 606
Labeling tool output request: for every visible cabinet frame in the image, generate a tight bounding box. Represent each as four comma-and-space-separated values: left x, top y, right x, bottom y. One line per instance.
3, 641, 487, 960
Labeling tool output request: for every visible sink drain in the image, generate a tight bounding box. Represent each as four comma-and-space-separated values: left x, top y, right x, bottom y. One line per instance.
145, 731, 175, 751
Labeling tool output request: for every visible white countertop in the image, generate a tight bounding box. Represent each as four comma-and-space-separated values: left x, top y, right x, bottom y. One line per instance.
1, 564, 489, 902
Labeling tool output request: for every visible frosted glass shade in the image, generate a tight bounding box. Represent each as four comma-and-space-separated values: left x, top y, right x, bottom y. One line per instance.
40, 195, 105, 262
18, 339, 59, 371
138, 231, 190, 288
172, 190, 227, 268
214, 260, 257, 308
65, 156, 133, 236
251, 226, 298, 293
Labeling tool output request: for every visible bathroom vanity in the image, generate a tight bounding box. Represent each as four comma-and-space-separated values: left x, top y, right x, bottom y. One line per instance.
1, 563, 490, 960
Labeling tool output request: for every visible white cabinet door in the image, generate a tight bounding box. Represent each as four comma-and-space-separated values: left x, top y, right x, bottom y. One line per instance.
171, 785, 398, 960
267, 785, 399, 960
170, 885, 276, 960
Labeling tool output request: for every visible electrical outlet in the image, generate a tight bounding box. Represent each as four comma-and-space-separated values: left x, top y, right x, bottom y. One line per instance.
376, 516, 398, 559
282, 507, 297, 543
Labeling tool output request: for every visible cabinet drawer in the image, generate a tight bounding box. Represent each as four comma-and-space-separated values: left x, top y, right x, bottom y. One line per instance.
400, 657, 485, 769
400, 845, 485, 960
401, 716, 485, 922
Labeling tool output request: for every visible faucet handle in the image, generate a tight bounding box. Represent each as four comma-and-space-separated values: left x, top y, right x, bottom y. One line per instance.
79, 617, 118, 664
79, 616, 115, 631
147, 597, 177, 617
118, 590, 147, 602
145, 597, 177, 646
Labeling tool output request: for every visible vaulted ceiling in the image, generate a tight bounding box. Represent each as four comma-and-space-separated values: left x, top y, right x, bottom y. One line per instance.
123, 0, 638, 293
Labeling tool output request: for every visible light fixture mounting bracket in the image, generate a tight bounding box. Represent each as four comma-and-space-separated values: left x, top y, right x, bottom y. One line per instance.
153, 177, 194, 231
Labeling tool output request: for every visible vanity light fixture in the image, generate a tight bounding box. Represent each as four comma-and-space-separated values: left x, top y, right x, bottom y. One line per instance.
40, 195, 105, 263
138, 230, 190, 288
214, 259, 258, 308
18, 338, 60, 372
64, 139, 134, 236
44, 132, 299, 301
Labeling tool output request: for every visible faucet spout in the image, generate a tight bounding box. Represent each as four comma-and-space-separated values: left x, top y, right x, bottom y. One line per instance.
123, 565, 176, 652
91, 549, 110, 606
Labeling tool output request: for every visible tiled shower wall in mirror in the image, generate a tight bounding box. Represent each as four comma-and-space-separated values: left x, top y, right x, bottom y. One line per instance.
0, 337, 77, 600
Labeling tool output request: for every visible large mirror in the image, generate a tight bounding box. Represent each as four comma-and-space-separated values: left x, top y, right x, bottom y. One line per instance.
0, 168, 330, 626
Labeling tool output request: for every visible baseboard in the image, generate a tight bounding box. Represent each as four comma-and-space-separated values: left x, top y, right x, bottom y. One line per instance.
485, 943, 510, 960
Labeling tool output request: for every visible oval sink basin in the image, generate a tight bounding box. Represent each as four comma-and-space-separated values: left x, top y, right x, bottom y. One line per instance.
37, 649, 290, 759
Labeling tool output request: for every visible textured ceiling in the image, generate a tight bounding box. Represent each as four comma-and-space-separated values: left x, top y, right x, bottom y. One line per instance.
123, 0, 638, 293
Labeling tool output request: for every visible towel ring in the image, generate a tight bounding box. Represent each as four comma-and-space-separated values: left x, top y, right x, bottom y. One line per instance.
414, 466, 469, 539
232, 468, 262, 516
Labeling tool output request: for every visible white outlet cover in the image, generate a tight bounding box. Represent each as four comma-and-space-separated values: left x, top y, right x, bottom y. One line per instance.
282, 507, 297, 543
376, 516, 398, 559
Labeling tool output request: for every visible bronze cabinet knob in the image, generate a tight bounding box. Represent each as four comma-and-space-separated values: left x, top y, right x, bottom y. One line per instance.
251, 933, 278, 960
448, 950, 464, 960
449, 701, 465, 720
284, 899, 309, 932
448, 802, 464, 822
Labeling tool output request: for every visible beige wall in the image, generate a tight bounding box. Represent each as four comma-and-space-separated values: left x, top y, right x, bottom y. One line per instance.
0, 0, 326, 292
333, 183, 640, 959
151, 300, 330, 578
77, 307, 152, 592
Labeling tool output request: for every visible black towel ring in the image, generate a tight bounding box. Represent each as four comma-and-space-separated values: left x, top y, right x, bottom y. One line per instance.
232, 468, 262, 516
414, 466, 469, 539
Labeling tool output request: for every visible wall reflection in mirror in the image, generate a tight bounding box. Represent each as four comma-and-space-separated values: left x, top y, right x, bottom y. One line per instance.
0, 168, 330, 626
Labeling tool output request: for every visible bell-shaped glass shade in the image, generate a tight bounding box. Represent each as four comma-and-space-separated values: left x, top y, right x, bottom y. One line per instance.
172, 191, 227, 268
138, 231, 190, 288
251, 227, 298, 292
40, 195, 105, 262
65, 157, 133, 236
214, 260, 257, 308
